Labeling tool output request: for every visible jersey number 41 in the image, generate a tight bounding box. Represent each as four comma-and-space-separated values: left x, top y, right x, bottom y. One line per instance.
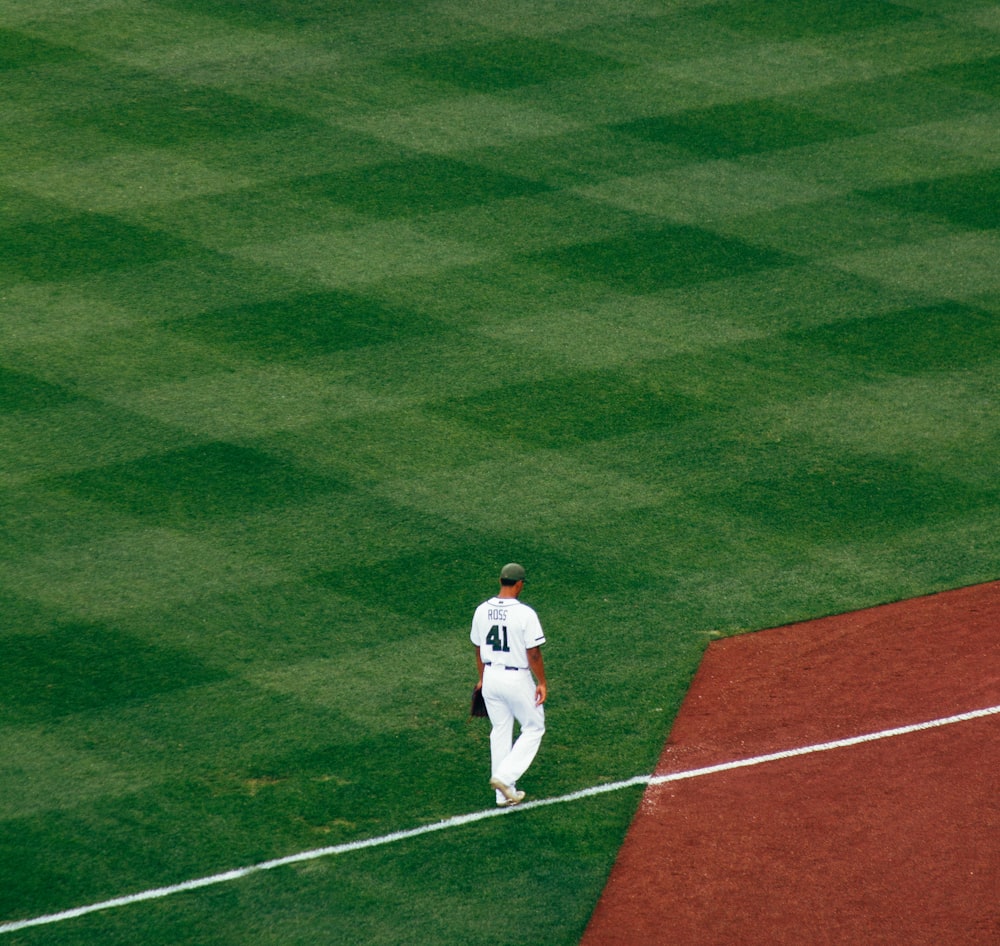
486, 625, 510, 652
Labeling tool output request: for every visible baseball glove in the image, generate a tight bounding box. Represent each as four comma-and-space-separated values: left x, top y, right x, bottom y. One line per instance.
470, 685, 488, 718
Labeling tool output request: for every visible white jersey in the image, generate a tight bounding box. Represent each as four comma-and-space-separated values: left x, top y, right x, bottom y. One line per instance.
471, 596, 545, 669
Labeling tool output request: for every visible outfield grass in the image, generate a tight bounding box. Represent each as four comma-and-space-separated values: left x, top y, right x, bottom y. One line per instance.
1, 0, 998, 943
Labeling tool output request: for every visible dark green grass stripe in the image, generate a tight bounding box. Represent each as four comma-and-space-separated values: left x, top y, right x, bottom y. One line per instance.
431, 367, 698, 450
0, 366, 77, 413
613, 100, 865, 159
0, 27, 87, 69
527, 225, 798, 294
46, 442, 350, 525
0, 209, 220, 281
0, 622, 228, 723
859, 167, 1000, 231
390, 35, 628, 91
167, 289, 441, 358
783, 301, 1000, 373
287, 156, 552, 217
702, 441, 997, 541
309, 542, 495, 630
922, 53, 1000, 98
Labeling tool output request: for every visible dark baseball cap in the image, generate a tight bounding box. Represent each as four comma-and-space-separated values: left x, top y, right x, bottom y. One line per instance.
500, 562, 526, 582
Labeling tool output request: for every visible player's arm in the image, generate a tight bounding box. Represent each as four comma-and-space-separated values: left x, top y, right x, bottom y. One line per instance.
473, 644, 485, 688
527, 646, 547, 705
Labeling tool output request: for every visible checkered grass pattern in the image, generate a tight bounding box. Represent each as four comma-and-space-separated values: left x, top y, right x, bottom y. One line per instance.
1, 0, 997, 942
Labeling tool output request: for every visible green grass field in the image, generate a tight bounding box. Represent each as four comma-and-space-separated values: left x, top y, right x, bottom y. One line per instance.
1, 0, 998, 942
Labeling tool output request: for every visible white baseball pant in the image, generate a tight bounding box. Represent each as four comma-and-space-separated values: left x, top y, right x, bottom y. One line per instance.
482, 664, 545, 802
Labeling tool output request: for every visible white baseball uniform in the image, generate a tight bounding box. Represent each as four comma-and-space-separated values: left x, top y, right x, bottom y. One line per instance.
470, 595, 546, 804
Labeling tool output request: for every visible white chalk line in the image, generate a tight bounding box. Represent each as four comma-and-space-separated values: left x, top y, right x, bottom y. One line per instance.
2, 702, 997, 935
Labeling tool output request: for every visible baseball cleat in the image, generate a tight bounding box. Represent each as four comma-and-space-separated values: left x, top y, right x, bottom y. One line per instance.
490, 777, 525, 805
496, 795, 525, 807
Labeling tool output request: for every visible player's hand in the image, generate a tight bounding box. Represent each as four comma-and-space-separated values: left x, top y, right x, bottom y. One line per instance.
535, 683, 547, 705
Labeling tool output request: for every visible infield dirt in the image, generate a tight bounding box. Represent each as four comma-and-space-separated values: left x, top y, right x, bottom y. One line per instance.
581, 581, 1000, 945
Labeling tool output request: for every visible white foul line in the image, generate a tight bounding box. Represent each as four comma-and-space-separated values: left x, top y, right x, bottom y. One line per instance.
2, 703, 997, 935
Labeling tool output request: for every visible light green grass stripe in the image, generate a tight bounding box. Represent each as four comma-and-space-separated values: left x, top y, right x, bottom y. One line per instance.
0, 528, 293, 619
2, 153, 254, 211
829, 232, 1000, 296
0, 726, 150, 821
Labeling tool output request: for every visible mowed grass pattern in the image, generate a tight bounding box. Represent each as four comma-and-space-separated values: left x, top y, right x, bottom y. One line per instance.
1, 0, 998, 942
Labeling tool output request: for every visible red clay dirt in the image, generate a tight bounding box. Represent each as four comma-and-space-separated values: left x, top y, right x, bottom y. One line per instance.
581, 581, 1000, 945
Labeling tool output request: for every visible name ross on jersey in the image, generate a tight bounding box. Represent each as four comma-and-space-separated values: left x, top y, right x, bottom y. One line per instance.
488, 607, 508, 621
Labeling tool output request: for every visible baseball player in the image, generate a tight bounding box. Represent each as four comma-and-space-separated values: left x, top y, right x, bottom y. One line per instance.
470, 562, 547, 806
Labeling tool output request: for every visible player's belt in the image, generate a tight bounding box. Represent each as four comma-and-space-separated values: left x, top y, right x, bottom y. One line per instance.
484, 662, 527, 671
